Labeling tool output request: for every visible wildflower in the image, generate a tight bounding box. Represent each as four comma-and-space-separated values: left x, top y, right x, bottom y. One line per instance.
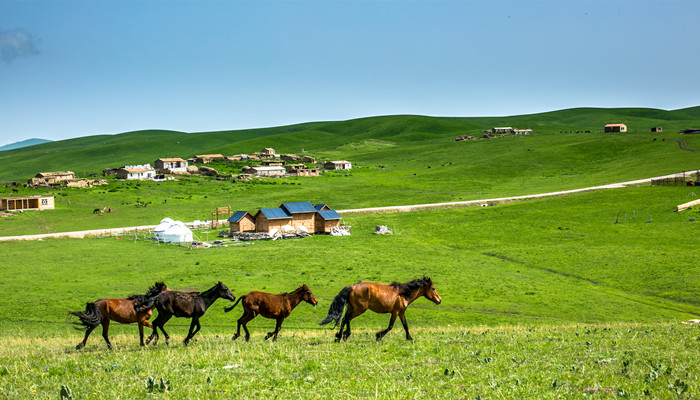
44, 367, 49, 370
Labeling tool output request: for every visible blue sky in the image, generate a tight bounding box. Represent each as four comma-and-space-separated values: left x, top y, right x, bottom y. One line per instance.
1, 0, 699, 146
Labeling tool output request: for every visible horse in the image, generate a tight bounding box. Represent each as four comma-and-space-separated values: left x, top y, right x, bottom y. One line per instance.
224, 284, 317, 342
135, 281, 235, 346
319, 276, 441, 342
93, 208, 105, 215
69, 282, 168, 350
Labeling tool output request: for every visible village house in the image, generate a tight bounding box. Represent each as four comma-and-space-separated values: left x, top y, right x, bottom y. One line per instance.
285, 164, 319, 177
227, 211, 256, 233
254, 207, 293, 233
246, 166, 286, 177
281, 154, 302, 162
260, 148, 276, 158
324, 160, 352, 170
155, 158, 188, 173
115, 164, 157, 180
301, 156, 316, 163
651, 127, 663, 133
280, 201, 317, 232
604, 124, 627, 133
314, 206, 342, 233
1, 195, 54, 211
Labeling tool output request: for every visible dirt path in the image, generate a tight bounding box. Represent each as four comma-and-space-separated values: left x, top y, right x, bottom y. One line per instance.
0, 171, 694, 242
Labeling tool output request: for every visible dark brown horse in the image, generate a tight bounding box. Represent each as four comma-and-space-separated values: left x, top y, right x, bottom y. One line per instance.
135, 281, 235, 346
224, 284, 318, 342
69, 282, 168, 349
319, 276, 441, 342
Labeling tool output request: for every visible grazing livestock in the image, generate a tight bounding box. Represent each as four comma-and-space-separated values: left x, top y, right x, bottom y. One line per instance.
319, 276, 441, 342
135, 281, 235, 346
69, 282, 169, 349
225, 284, 318, 342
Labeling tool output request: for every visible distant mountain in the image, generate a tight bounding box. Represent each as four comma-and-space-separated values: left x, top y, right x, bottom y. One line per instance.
0, 138, 52, 152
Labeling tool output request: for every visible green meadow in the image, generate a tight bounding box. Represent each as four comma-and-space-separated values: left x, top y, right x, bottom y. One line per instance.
0, 108, 699, 398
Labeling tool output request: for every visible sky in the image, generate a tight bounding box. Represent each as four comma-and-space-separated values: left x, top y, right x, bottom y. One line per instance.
1, 0, 699, 146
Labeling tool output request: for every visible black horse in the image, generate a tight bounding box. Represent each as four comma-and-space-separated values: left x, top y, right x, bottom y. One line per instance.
134, 281, 235, 346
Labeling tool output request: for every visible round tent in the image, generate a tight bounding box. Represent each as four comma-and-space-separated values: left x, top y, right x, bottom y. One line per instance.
153, 218, 175, 241
161, 221, 194, 243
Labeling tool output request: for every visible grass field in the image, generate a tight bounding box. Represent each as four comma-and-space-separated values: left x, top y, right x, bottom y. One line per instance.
0, 184, 699, 398
1, 107, 699, 398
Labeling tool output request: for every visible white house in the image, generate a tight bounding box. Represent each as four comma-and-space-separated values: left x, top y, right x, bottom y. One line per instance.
115, 164, 157, 180
155, 158, 188, 173
249, 166, 286, 177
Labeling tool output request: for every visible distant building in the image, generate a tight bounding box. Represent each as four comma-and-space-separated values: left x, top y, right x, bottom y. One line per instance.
261, 148, 276, 158
492, 127, 514, 134
1, 195, 54, 211
193, 154, 225, 164
155, 158, 188, 173
604, 124, 627, 133
115, 164, 157, 180
247, 166, 286, 177
28, 171, 75, 186
651, 127, 662, 133
324, 160, 352, 170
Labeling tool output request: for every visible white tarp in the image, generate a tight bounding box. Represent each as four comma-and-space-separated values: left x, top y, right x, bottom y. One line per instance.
153, 218, 175, 241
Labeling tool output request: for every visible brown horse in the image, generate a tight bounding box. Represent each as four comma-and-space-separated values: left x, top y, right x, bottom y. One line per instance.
135, 281, 235, 346
319, 276, 441, 342
69, 282, 168, 349
224, 284, 318, 342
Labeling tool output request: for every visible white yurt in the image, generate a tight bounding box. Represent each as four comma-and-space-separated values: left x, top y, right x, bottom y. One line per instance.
153, 218, 175, 241
161, 220, 194, 243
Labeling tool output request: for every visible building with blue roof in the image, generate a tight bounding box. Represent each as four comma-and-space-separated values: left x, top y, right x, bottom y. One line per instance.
227, 211, 256, 232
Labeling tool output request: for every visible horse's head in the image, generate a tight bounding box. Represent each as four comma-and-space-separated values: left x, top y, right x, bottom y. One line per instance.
423, 280, 442, 305
217, 281, 236, 302
300, 284, 318, 306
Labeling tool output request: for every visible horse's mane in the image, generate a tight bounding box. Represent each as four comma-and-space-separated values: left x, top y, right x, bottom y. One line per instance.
390, 276, 432, 298
128, 281, 167, 301
200, 281, 224, 297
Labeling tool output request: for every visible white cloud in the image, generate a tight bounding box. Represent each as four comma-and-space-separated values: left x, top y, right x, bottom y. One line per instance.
0, 28, 40, 63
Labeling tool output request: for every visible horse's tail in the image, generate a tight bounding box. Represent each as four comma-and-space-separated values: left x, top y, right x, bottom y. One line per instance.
224, 295, 244, 313
318, 286, 352, 327
68, 302, 102, 330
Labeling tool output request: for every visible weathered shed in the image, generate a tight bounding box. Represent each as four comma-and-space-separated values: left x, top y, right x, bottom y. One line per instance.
324, 160, 352, 170
315, 209, 342, 233
651, 127, 662, 133
604, 123, 627, 132
254, 208, 292, 233
228, 211, 256, 233
0, 195, 54, 211
280, 201, 317, 232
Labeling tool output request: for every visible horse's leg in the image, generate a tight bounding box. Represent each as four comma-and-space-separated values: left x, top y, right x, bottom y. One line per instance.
146, 314, 162, 345
158, 315, 172, 346
235, 309, 255, 342
398, 310, 412, 341
335, 305, 352, 343
376, 311, 398, 342
76, 326, 96, 350
265, 317, 284, 341
184, 318, 199, 346
101, 319, 113, 349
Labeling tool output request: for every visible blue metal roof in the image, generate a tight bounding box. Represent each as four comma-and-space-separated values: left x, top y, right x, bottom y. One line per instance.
281, 201, 316, 213
317, 209, 341, 220
227, 211, 250, 222
258, 207, 292, 220
314, 204, 328, 211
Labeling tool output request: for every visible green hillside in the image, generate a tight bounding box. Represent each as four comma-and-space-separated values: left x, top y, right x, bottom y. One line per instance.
2, 107, 699, 182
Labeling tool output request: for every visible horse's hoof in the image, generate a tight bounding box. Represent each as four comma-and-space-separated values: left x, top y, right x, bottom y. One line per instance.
75, 344, 83, 350
245, 337, 250, 342
232, 335, 239, 341
334, 338, 341, 343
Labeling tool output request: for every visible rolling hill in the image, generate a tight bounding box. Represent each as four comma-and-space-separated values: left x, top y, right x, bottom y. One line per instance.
1, 107, 699, 183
